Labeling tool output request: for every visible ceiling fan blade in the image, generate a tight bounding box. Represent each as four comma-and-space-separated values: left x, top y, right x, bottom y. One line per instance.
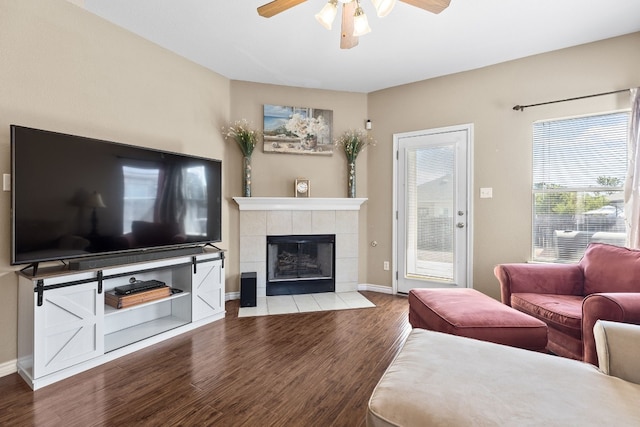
399, 0, 451, 14
340, 1, 359, 49
257, 0, 307, 18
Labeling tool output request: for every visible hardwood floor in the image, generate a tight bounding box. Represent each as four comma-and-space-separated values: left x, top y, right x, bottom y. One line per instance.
0, 291, 411, 427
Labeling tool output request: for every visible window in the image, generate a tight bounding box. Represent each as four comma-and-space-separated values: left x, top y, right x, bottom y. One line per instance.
532, 111, 629, 263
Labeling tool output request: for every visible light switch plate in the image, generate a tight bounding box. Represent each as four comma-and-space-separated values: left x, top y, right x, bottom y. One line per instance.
480, 187, 493, 198
2, 174, 10, 191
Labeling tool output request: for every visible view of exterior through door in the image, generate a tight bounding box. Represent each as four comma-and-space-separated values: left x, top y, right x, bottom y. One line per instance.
394, 124, 472, 294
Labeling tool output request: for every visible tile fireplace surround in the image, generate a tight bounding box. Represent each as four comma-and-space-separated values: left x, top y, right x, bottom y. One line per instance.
234, 197, 367, 298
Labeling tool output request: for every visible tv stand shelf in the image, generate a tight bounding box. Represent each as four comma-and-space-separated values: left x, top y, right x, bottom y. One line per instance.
105, 315, 189, 353
17, 249, 225, 390
103, 291, 191, 316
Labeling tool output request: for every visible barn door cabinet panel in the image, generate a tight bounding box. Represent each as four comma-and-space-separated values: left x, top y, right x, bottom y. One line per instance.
192, 252, 225, 321
18, 274, 103, 382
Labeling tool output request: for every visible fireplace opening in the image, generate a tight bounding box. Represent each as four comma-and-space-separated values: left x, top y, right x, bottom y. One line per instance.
266, 234, 335, 296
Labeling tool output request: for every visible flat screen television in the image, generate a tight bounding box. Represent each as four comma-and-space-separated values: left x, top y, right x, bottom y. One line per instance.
11, 125, 222, 269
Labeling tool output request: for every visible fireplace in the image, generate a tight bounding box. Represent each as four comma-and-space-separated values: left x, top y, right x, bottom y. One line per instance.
266, 234, 335, 296
234, 197, 366, 297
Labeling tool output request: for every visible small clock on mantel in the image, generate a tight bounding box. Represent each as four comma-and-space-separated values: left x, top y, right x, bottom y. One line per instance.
295, 178, 310, 198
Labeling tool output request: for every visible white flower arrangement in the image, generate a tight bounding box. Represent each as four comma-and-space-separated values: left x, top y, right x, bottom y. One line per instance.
335, 129, 375, 162
222, 119, 261, 157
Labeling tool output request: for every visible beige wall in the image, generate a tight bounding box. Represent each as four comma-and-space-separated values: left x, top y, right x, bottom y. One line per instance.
227, 81, 368, 292
0, 1, 230, 366
367, 32, 640, 299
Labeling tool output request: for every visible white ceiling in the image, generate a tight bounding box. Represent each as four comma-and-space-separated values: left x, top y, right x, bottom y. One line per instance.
82, 0, 640, 93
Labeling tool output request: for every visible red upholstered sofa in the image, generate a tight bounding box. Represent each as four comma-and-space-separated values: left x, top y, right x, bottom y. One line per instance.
494, 243, 640, 365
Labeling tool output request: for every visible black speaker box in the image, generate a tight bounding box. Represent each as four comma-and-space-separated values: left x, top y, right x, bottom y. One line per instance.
240, 272, 257, 307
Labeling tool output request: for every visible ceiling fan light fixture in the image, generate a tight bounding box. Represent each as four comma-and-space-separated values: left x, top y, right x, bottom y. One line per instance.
371, 0, 396, 17
315, 0, 339, 30
353, 3, 372, 37
258, 0, 452, 49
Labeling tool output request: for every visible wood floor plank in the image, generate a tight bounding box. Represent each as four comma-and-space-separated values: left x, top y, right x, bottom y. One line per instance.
0, 292, 410, 426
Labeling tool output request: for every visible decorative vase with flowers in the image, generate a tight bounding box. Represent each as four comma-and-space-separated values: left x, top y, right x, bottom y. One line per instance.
223, 119, 261, 197
335, 129, 375, 198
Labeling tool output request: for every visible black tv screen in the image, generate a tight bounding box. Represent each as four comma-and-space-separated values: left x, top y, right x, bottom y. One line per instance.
11, 125, 222, 266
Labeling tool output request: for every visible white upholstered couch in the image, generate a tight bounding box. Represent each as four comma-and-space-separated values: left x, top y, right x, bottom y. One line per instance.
367, 321, 640, 426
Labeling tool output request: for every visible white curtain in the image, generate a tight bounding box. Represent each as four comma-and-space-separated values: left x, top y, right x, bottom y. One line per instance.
624, 88, 640, 248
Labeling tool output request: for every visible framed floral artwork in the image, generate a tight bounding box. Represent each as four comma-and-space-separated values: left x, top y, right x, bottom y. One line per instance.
263, 104, 334, 155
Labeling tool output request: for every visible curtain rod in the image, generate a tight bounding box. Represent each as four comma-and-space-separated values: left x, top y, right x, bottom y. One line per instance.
513, 88, 630, 111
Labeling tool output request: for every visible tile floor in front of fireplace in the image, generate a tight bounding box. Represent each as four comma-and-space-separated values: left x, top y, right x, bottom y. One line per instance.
237, 291, 375, 317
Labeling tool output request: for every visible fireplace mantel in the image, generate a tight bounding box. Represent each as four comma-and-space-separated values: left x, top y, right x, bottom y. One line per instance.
233, 197, 367, 211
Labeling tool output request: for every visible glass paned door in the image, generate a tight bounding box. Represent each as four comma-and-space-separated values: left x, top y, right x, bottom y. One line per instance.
395, 125, 471, 293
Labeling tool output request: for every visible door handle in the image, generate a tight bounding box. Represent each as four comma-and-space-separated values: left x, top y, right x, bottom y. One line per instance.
456, 222, 465, 228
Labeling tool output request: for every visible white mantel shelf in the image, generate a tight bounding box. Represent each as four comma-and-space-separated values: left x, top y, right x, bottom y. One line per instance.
233, 197, 367, 211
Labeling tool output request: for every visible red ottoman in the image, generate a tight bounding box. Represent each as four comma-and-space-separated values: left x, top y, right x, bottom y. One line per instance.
409, 288, 548, 351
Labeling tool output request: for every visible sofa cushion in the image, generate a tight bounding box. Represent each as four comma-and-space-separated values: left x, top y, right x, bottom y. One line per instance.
594, 321, 640, 385
511, 293, 583, 339
367, 328, 640, 427
580, 243, 640, 295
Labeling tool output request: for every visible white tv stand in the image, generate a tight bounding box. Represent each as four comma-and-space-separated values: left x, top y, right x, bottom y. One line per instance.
17, 249, 225, 390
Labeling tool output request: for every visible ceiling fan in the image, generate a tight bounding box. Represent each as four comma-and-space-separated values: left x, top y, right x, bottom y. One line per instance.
257, 0, 451, 49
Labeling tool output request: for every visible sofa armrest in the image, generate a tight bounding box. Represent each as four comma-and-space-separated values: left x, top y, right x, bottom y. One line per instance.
582, 293, 640, 366
594, 320, 640, 385
494, 263, 584, 306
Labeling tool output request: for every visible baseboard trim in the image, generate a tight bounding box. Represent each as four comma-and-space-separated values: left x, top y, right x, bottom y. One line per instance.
0, 359, 17, 378
357, 283, 393, 294
226, 291, 240, 301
